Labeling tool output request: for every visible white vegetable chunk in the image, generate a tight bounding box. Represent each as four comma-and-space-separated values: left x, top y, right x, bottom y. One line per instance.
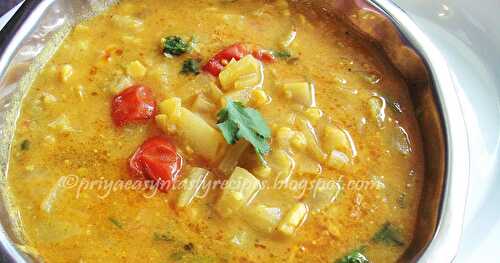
296, 155, 322, 175
307, 178, 341, 212
126, 60, 147, 78
41, 92, 57, 105
267, 149, 295, 183
278, 202, 308, 236
230, 231, 249, 247
177, 168, 210, 208
177, 74, 218, 102
368, 96, 386, 127
392, 125, 412, 155
323, 126, 357, 157
296, 117, 327, 162
249, 89, 269, 107
276, 127, 295, 148
327, 150, 350, 170
36, 219, 81, 243
280, 29, 297, 49
59, 64, 73, 83
111, 15, 144, 32
156, 97, 226, 163
217, 141, 250, 177
192, 94, 216, 113
219, 55, 263, 91
110, 75, 133, 94
48, 115, 75, 133
41, 177, 68, 213
252, 166, 272, 179
282, 82, 316, 107
224, 88, 252, 105
216, 167, 262, 218
244, 204, 282, 233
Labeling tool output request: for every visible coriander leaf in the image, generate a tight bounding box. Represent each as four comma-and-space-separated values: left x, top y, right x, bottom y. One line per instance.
217, 107, 229, 121
108, 217, 123, 229
335, 247, 369, 263
20, 139, 30, 151
226, 101, 270, 140
236, 122, 270, 155
372, 222, 404, 246
244, 108, 271, 138
181, 59, 201, 75
153, 232, 174, 242
218, 120, 238, 144
217, 98, 271, 161
163, 36, 190, 56
272, 50, 291, 59
272, 50, 298, 64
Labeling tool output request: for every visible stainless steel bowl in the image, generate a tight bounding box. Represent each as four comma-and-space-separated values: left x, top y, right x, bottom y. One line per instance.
0, 0, 469, 262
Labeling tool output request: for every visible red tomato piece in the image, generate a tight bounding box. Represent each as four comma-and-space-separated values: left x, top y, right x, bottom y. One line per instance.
213, 43, 248, 61
129, 136, 183, 192
252, 49, 276, 64
111, 85, 156, 127
202, 59, 225, 77
202, 43, 248, 76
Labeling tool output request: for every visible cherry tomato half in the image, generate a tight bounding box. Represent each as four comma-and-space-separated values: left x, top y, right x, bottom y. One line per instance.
129, 136, 183, 192
202, 43, 248, 76
111, 85, 156, 127
252, 49, 276, 64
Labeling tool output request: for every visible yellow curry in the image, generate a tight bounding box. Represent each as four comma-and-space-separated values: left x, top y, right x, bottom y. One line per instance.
6, 0, 424, 262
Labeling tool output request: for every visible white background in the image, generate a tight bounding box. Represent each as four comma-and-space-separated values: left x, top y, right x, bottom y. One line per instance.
392, 0, 500, 262
1, 1, 500, 261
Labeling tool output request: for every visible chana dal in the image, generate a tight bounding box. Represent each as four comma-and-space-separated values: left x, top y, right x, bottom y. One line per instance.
6, 0, 424, 262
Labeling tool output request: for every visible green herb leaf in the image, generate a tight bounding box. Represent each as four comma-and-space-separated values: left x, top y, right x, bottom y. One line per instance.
163, 36, 190, 56
108, 217, 123, 229
272, 50, 299, 64
335, 247, 369, 263
372, 222, 404, 246
272, 50, 291, 58
153, 232, 174, 242
181, 59, 201, 75
217, 99, 271, 161
20, 139, 30, 151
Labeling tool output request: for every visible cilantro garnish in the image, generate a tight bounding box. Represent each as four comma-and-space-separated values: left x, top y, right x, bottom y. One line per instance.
272, 50, 292, 59
217, 99, 271, 162
153, 232, 174, 242
20, 139, 30, 151
108, 217, 123, 229
336, 247, 369, 263
162, 36, 190, 56
372, 222, 404, 246
180, 58, 201, 75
